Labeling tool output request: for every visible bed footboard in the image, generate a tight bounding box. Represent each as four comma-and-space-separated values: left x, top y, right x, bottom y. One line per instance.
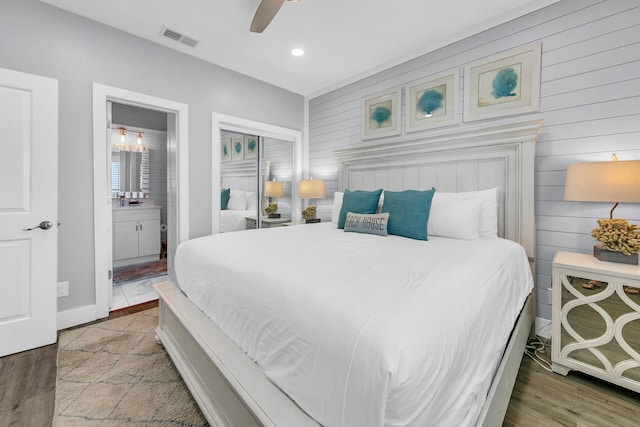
154, 281, 320, 427
155, 281, 532, 427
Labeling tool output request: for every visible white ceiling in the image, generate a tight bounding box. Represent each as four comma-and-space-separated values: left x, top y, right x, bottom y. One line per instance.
41, 0, 560, 96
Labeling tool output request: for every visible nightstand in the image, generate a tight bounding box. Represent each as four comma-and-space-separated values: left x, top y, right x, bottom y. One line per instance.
551, 251, 640, 392
245, 217, 290, 229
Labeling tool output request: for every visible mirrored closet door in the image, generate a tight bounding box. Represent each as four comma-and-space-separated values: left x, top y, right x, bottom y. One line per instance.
219, 131, 294, 232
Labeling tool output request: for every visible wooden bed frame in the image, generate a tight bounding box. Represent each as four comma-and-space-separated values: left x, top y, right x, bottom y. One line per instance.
155, 118, 544, 427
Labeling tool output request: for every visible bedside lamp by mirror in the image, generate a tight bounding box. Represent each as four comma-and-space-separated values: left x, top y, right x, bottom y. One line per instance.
299, 179, 326, 223
264, 180, 284, 218
564, 155, 640, 264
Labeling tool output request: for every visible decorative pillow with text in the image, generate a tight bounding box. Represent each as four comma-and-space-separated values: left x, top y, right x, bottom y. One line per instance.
343, 212, 389, 236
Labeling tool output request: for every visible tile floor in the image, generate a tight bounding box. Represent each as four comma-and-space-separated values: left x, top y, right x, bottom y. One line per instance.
111, 274, 174, 310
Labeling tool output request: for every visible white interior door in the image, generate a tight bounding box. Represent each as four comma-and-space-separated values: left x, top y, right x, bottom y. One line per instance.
0, 67, 58, 356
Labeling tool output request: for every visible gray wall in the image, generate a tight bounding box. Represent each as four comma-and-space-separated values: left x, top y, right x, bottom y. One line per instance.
0, 0, 303, 312
307, 0, 640, 322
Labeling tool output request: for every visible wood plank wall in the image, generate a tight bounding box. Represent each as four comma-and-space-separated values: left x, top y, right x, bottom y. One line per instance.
307, 0, 640, 322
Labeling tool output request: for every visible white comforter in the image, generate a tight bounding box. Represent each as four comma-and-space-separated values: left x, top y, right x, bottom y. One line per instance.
219, 209, 254, 233
176, 223, 533, 427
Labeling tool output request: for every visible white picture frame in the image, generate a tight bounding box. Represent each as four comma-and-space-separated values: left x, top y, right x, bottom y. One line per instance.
221, 137, 231, 163
463, 42, 542, 122
244, 135, 258, 159
405, 68, 460, 132
361, 87, 402, 140
231, 135, 244, 161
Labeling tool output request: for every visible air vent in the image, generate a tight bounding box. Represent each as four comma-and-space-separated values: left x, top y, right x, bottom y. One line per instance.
160, 26, 200, 48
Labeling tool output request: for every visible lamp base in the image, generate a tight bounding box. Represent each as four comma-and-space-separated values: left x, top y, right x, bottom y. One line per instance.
593, 245, 638, 265
305, 218, 321, 224
268, 214, 281, 219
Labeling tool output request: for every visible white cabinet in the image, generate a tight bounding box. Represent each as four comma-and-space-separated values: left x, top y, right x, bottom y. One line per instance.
113, 207, 161, 267
552, 251, 640, 393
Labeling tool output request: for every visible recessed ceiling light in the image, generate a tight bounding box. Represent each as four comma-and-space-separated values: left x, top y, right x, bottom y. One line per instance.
291, 48, 304, 57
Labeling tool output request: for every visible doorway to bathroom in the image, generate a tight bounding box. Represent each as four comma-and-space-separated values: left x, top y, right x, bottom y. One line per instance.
92, 83, 189, 319
110, 102, 169, 310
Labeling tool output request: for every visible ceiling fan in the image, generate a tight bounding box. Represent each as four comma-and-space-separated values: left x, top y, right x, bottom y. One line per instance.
250, 0, 298, 33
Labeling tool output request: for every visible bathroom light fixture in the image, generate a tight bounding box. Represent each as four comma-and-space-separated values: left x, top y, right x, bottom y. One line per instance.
116, 126, 144, 144
291, 48, 304, 57
117, 127, 127, 143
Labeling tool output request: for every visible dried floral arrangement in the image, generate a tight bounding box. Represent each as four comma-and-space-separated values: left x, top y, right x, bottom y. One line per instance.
265, 202, 278, 215
302, 205, 316, 220
591, 218, 640, 255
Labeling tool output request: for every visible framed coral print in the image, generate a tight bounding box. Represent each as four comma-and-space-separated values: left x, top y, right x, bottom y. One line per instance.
463, 42, 541, 122
405, 68, 460, 132
221, 137, 231, 163
361, 87, 402, 140
244, 135, 258, 159
231, 135, 244, 161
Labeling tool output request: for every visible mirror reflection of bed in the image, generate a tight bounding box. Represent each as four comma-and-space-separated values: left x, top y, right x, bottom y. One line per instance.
220, 130, 294, 232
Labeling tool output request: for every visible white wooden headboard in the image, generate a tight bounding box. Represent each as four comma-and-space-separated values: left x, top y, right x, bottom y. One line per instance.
334, 119, 543, 262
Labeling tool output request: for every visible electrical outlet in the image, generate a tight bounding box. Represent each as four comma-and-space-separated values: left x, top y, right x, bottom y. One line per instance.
57, 281, 69, 298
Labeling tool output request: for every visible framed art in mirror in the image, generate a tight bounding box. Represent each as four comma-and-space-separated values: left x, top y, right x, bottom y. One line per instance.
221, 137, 231, 163
231, 135, 244, 161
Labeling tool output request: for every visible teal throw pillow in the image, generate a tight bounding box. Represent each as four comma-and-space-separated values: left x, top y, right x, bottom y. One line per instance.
221, 188, 230, 210
337, 189, 383, 229
382, 188, 435, 240
344, 212, 389, 236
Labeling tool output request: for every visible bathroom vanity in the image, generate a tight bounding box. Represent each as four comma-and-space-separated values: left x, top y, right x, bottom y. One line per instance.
113, 206, 161, 267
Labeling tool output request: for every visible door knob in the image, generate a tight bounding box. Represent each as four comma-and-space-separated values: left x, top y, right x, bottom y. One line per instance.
23, 221, 54, 231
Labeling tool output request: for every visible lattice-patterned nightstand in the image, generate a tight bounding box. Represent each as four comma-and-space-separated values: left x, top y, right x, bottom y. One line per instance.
552, 251, 640, 392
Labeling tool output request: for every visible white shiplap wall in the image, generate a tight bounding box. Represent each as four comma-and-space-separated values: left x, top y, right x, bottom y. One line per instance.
307, 0, 640, 321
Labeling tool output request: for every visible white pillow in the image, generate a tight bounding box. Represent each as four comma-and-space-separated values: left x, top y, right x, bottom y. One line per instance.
246, 191, 258, 211
332, 191, 343, 223
227, 189, 247, 210
431, 187, 499, 237
375, 190, 385, 213
428, 196, 482, 240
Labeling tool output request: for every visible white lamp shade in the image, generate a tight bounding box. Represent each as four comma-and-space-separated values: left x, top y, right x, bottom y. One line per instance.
264, 181, 284, 198
565, 160, 640, 202
298, 179, 327, 199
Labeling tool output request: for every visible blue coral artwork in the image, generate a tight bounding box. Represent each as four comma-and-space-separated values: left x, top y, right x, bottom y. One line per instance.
231, 135, 244, 161
369, 100, 393, 129
415, 85, 446, 120
221, 138, 231, 162
405, 69, 459, 132
362, 87, 401, 140
245, 135, 258, 159
478, 63, 522, 107
463, 42, 541, 122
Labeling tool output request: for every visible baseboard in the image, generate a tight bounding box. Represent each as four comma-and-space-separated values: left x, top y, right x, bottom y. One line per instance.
535, 317, 552, 339
57, 304, 100, 330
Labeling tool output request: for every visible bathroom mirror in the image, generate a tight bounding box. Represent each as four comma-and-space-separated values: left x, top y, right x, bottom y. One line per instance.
111, 147, 150, 198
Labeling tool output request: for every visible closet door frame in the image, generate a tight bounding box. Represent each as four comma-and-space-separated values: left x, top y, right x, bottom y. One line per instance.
212, 113, 302, 234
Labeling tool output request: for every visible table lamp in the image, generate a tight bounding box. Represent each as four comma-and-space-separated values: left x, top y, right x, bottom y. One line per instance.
564, 155, 640, 264
298, 179, 326, 223
264, 180, 284, 218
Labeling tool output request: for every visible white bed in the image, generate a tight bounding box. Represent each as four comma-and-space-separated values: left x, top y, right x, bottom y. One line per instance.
155, 119, 544, 427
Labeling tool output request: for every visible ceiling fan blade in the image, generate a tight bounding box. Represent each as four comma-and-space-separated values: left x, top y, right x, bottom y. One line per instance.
250, 0, 285, 33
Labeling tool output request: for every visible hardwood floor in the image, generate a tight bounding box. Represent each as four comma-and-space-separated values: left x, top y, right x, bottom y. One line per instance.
504, 348, 639, 426
1, 317, 638, 427
0, 342, 57, 427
